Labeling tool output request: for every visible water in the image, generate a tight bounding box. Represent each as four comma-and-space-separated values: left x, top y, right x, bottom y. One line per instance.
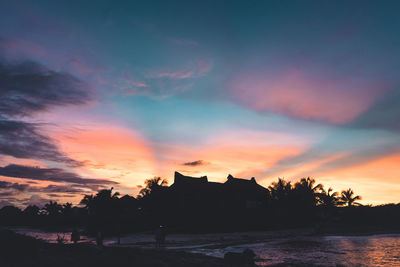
9, 227, 95, 244
9, 228, 400, 266
190, 234, 400, 266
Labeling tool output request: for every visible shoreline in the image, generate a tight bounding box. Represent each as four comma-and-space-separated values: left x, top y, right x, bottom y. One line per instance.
0, 229, 236, 267
4, 228, 400, 266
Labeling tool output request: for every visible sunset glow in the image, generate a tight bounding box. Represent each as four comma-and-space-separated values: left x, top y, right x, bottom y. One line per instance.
1, 0, 400, 207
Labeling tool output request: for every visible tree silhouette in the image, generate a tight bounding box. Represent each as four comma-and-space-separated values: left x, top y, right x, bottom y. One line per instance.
62, 203, 73, 216
318, 187, 339, 208
23, 205, 39, 216
80, 194, 94, 209
96, 187, 120, 200
295, 177, 322, 194
0, 174, 372, 233
294, 177, 323, 207
80, 188, 121, 234
268, 178, 292, 202
340, 188, 362, 207
138, 177, 168, 199
44, 201, 62, 216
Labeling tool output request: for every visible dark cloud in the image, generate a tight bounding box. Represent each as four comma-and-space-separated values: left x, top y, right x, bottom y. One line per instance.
182, 160, 206, 166
20, 194, 53, 207
0, 180, 98, 208
46, 193, 68, 198
0, 164, 117, 185
0, 181, 90, 194
38, 184, 88, 194
0, 180, 29, 191
0, 119, 82, 166
0, 59, 91, 117
0, 199, 17, 207
0, 191, 18, 197
0, 57, 93, 166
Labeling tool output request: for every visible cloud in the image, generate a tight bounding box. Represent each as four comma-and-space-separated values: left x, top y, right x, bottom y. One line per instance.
0, 119, 82, 166
0, 59, 92, 117
0, 181, 91, 194
0, 57, 94, 166
116, 72, 149, 96
117, 74, 193, 98
116, 59, 213, 98
261, 125, 400, 183
0, 181, 29, 191
228, 69, 386, 124
0, 180, 103, 208
0, 164, 117, 185
182, 160, 207, 166
20, 194, 53, 207
37, 184, 89, 194
153, 70, 195, 80
146, 59, 213, 80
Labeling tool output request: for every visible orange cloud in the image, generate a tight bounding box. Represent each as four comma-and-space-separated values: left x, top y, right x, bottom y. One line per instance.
155, 130, 307, 185
51, 124, 158, 191
318, 153, 400, 205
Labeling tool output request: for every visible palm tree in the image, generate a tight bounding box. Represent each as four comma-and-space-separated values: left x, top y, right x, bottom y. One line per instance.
80, 194, 94, 209
340, 188, 362, 207
294, 177, 323, 207
268, 178, 292, 201
138, 177, 168, 198
295, 177, 323, 194
79, 188, 122, 235
44, 201, 62, 216
62, 202, 73, 216
95, 187, 120, 200
318, 187, 339, 207
79, 188, 120, 215
23, 205, 40, 216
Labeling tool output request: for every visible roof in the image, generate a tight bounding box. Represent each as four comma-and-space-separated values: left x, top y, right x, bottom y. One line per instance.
224, 174, 257, 185
171, 171, 208, 187
224, 174, 269, 197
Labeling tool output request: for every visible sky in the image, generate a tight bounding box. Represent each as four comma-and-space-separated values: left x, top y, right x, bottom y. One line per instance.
0, 0, 400, 207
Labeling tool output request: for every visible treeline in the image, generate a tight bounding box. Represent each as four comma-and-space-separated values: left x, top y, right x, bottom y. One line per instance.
1, 177, 400, 235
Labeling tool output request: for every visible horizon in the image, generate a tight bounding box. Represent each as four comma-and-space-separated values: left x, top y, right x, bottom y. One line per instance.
1, 0, 400, 207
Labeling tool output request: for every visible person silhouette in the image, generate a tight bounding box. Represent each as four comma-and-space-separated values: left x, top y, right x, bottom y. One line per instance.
71, 229, 80, 244
155, 225, 166, 248
96, 231, 103, 247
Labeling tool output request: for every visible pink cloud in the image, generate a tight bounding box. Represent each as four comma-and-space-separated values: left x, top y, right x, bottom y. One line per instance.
49, 122, 158, 189
228, 69, 388, 124
117, 74, 149, 96
148, 59, 213, 80
154, 70, 196, 79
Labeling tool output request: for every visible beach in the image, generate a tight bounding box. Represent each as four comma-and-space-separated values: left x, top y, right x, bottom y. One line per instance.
1, 229, 235, 267
6, 227, 400, 266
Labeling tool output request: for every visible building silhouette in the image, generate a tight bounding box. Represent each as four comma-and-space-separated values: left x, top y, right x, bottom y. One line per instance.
170, 171, 268, 209
164, 172, 269, 231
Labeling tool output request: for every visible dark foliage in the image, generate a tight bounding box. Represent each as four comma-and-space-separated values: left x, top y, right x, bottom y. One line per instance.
1, 172, 400, 235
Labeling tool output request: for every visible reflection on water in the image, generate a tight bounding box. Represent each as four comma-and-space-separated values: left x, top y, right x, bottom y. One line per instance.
10, 228, 400, 266
191, 234, 400, 266
9, 227, 94, 244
